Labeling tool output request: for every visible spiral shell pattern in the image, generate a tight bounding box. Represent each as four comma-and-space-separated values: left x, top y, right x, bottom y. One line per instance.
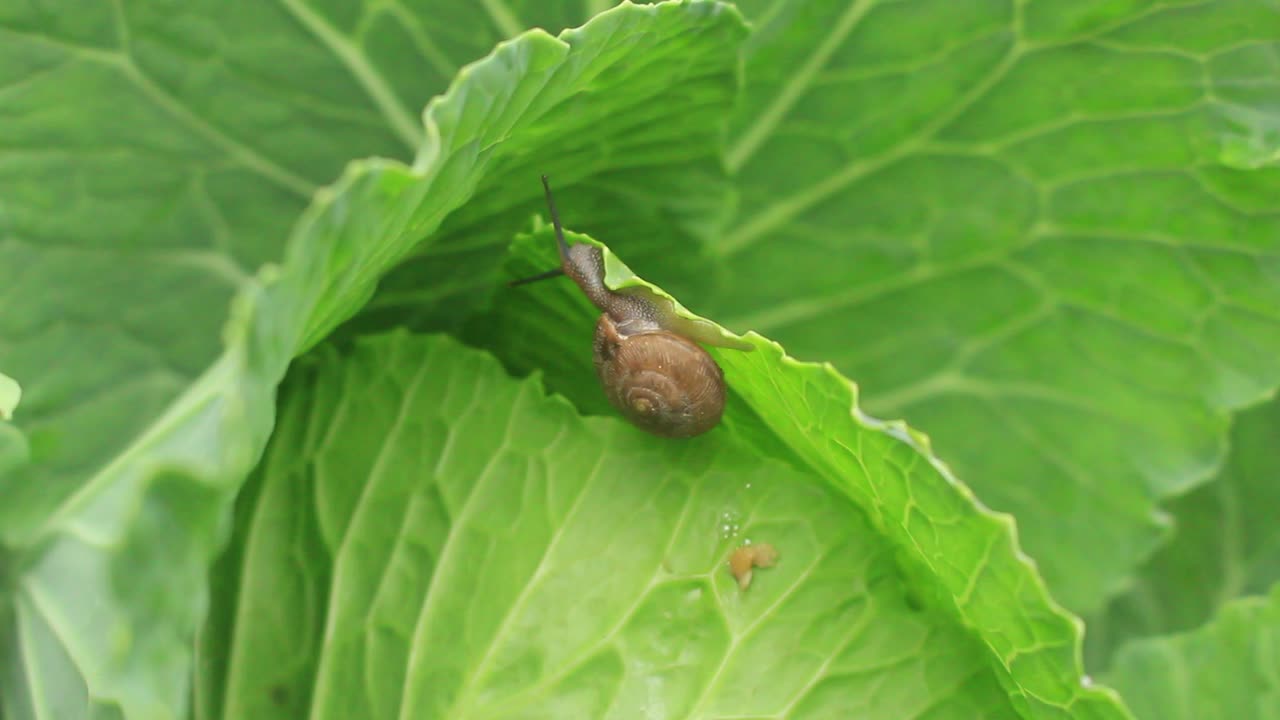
593, 314, 725, 438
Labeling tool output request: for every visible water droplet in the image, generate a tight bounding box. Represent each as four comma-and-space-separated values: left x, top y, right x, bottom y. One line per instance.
717, 509, 742, 539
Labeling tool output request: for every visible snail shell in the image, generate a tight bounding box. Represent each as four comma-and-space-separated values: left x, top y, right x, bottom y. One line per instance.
593, 314, 726, 438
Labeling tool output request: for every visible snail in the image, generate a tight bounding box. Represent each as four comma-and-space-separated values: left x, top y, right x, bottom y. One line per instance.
508, 175, 727, 438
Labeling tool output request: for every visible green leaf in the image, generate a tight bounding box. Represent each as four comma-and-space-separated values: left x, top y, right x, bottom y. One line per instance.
8, 0, 1279, 717
0, 371, 29, 480
0, 372, 18, 421
0, 4, 748, 717
1105, 584, 1280, 720
690, 0, 1280, 615
457, 226, 1131, 717
1087, 395, 1280, 669
0, 0, 601, 538
0, 0, 364, 519
212, 330, 1020, 719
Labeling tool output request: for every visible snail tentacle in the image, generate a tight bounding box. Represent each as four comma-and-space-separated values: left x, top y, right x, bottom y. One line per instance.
515, 175, 728, 439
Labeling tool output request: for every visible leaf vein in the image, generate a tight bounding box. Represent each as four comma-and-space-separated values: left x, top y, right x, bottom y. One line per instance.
394, 369, 525, 720
479, 0, 525, 39
277, 0, 422, 150
307, 346, 432, 718
721, 41, 1025, 257
444, 411, 610, 717
726, 0, 877, 172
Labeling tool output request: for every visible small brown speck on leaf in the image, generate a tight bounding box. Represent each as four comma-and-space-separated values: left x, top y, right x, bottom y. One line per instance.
728, 542, 778, 590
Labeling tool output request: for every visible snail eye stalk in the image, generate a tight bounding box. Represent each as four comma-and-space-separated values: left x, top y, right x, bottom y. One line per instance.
541, 174, 570, 261
505, 174, 571, 287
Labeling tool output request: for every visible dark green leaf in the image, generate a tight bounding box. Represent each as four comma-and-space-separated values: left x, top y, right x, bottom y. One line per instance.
699, 0, 1280, 615
0, 5, 747, 716
1107, 583, 1280, 720
1088, 396, 1280, 669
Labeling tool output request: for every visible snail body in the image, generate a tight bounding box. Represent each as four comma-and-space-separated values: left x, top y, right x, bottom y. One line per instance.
514, 176, 727, 438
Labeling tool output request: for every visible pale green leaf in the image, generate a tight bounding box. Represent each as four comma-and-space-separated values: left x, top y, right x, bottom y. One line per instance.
0, 373, 18, 421
0, 370, 28, 480
212, 331, 1018, 720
